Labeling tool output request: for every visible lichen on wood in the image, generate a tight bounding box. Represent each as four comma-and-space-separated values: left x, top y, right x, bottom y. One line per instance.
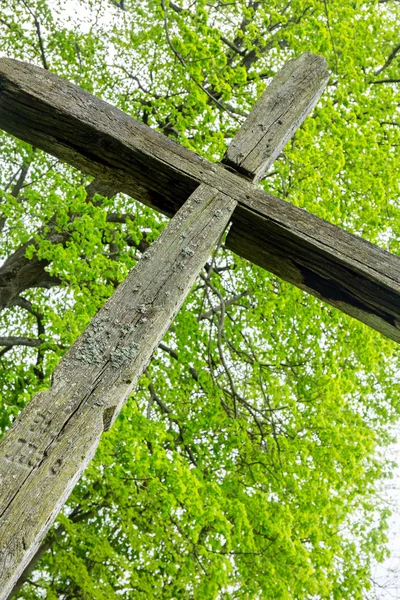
0, 184, 236, 599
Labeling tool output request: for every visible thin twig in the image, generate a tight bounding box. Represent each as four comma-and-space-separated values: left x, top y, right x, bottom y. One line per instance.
158, 342, 199, 381
201, 274, 239, 417
20, 0, 48, 70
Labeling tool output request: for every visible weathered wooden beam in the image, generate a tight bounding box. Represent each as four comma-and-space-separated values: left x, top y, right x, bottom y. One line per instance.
0, 49, 397, 597
222, 53, 329, 181
0, 184, 236, 599
0, 54, 325, 595
0, 56, 399, 343
226, 204, 400, 343
0, 54, 326, 216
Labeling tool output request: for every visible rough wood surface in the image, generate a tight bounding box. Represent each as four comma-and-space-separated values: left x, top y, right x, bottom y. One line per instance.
0, 184, 236, 600
222, 53, 330, 181
0, 54, 322, 595
226, 204, 400, 342
0, 57, 399, 344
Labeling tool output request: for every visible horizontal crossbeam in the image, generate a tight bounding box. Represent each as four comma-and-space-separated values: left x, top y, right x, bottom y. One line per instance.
0, 58, 399, 342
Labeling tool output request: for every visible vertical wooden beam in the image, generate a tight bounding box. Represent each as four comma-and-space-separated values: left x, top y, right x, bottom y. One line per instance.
0, 52, 330, 597
0, 185, 236, 599
222, 53, 329, 181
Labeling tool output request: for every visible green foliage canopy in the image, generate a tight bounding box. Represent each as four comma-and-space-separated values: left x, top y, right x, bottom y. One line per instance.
0, 0, 400, 597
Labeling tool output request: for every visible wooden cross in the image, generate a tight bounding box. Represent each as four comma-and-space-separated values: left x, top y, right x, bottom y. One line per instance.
0, 52, 399, 597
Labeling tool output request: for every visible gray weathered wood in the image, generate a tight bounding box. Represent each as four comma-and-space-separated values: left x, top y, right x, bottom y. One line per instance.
222, 53, 330, 181
0, 184, 236, 600
1, 48, 398, 596
1, 57, 399, 342
0, 53, 326, 595
225, 201, 400, 343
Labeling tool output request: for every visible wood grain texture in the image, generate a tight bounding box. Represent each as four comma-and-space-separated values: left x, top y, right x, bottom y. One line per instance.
0, 184, 236, 600
0, 57, 399, 343
0, 55, 321, 594
222, 53, 330, 181
226, 203, 400, 342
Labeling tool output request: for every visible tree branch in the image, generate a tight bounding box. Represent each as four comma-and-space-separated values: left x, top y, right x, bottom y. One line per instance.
198, 290, 249, 320
0, 179, 116, 311
20, 0, 48, 70
158, 342, 199, 381
371, 78, 400, 84
374, 42, 400, 76
0, 336, 43, 348
160, 0, 239, 121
